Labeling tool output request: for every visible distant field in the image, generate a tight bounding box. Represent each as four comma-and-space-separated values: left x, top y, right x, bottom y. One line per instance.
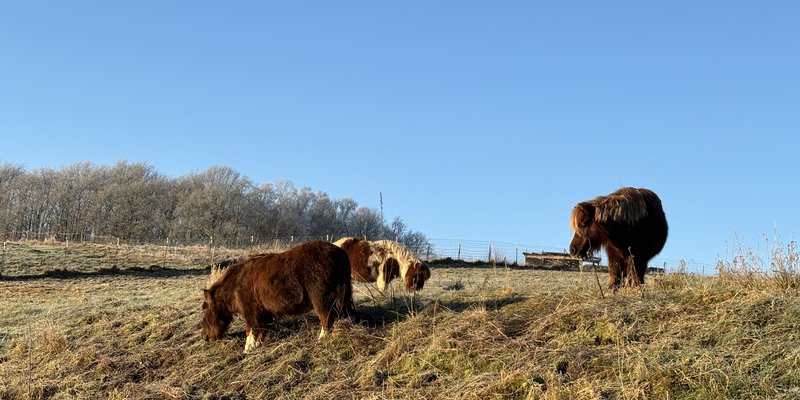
2, 241, 800, 399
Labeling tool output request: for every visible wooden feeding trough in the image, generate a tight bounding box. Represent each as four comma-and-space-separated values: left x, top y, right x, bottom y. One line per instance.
522, 251, 601, 270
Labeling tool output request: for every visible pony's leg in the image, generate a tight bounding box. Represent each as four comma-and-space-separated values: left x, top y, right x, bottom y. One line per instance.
310, 294, 334, 340
244, 327, 262, 354
243, 314, 272, 354
376, 264, 387, 292
605, 247, 624, 290
634, 257, 648, 285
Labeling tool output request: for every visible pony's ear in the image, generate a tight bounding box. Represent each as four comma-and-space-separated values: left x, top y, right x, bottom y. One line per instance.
571, 202, 595, 231
579, 202, 596, 220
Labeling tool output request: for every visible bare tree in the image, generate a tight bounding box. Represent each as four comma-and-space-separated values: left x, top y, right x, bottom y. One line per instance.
332, 198, 358, 238
0, 163, 26, 238
14, 168, 58, 239
303, 192, 336, 237
174, 166, 252, 243
349, 207, 384, 239
242, 183, 280, 239
0, 161, 429, 247
50, 162, 106, 241
97, 161, 169, 241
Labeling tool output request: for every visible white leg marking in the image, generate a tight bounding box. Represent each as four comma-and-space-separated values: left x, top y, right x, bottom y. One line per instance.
318, 327, 328, 340
377, 270, 387, 292
244, 332, 261, 354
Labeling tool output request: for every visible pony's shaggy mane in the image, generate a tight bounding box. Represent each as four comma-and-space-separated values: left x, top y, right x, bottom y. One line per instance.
569, 203, 589, 233
206, 255, 261, 289
207, 262, 232, 290
370, 239, 420, 278
333, 237, 360, 248
593, 187, 659, 226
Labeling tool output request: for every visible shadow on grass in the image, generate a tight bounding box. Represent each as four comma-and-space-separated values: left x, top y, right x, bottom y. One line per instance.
0, 265, 210, 281
352, 293, 529, 327
205, 293, 532, 350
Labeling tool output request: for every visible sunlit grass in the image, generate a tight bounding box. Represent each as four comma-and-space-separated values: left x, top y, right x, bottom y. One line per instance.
2, 241, 800, 399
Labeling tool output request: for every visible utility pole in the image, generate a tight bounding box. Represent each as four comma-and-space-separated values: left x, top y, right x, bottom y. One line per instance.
379, 192, 384, 223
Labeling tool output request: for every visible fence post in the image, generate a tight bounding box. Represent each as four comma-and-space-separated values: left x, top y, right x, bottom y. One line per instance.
426, 243, 431, 261
163, 238, 169, 267
515, 244, 519, 265
488, 241, 492, 262
457, 240, 461, 260
1, 241, 5, 276
209, 236, 214, 268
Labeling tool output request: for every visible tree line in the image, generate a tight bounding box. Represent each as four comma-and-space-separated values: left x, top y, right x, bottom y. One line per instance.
0, 161, 429, 251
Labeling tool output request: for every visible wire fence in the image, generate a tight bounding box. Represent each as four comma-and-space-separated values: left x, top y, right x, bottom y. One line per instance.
0, 229, 718, 277
423, 239, 715, 275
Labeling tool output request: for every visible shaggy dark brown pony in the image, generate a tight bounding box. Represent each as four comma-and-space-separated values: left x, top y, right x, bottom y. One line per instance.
333, 237, 431, 293
201, 240, 354, 353
569, 187, 668, 289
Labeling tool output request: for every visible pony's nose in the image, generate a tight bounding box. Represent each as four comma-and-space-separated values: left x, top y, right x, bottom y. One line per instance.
569, 244, 579, 257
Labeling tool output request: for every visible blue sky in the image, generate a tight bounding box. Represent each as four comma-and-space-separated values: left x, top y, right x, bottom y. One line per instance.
2, 2, 799, 271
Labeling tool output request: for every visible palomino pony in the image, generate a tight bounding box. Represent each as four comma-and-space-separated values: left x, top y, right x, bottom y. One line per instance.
201, 240, 354, 353
371, 240, 431, 292
333, 237, 431, 293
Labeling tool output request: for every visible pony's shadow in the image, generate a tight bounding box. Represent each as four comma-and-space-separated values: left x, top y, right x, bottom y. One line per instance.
215, 293, 530, 346
351, 292, 529, 327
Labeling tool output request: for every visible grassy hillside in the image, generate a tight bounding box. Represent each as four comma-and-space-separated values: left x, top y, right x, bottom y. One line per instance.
2, 242, 800, 399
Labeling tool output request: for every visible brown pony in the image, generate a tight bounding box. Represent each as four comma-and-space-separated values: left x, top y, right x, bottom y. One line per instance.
333, 237, 380, 284
201, 240, 354, 353
333, 237, 431, 293
569, 187, 668, 289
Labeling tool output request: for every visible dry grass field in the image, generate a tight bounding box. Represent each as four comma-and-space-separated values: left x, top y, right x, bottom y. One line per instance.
2, 241, 800, 399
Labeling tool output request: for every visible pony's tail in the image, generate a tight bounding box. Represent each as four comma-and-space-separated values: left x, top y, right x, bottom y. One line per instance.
336, 279, 357, 320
